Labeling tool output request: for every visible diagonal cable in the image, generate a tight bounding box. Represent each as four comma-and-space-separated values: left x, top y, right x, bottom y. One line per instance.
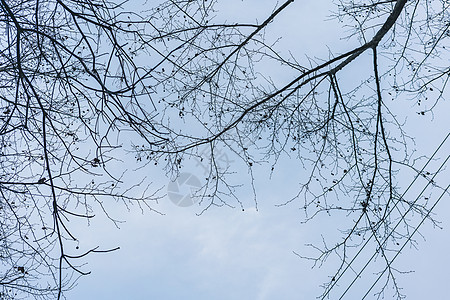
321, 132, 449, 299
339, 152, 449, 299
361, 182, 450, 299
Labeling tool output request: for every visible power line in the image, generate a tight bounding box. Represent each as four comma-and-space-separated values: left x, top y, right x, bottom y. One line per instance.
341, 153, 449, 299
322, 132, 449, 299
361, 183, 450, 299
320, 132, 450, 299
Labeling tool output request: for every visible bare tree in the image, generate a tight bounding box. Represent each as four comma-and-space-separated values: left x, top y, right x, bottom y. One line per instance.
134, 0, 449, 298
0, 0, 448, 299
0, 0, 168, 298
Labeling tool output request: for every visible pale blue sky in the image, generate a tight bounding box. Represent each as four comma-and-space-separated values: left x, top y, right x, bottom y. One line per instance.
66, 1, 450, 299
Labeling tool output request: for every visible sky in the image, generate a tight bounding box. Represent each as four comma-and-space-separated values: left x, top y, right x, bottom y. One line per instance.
66, 1, 449, 299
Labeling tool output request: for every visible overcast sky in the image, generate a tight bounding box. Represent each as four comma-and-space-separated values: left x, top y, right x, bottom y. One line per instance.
67, 1, 449, 299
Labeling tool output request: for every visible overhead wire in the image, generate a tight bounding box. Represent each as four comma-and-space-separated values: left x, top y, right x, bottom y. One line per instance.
341, 152, 449, 299
320, 132, 450, 299
361, 182, 449, 299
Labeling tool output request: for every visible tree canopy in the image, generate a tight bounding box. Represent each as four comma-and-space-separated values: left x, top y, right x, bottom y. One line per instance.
0, 0, 448, 298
